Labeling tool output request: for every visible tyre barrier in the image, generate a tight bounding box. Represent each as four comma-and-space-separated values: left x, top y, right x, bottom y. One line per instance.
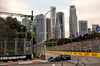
45, 50, 100, 57
0, 54, 32, 62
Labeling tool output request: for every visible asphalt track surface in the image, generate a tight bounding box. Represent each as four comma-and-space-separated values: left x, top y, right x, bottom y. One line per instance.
3, 52, 100, 66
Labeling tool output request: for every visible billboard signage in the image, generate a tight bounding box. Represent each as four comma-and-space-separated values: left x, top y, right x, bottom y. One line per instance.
72, 34, 75, 39
0, 54, 32, 62
76, 32, 79, 37
96, 26, 100, 32
88, 28, 91, 34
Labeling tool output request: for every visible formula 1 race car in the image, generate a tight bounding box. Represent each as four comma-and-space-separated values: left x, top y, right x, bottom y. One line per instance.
47, 54, 71, 62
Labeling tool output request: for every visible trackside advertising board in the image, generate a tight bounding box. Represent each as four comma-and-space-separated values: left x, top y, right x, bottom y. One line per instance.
96, 26, 100, 32
45, 50, 100, 57
0, 54, 32, 62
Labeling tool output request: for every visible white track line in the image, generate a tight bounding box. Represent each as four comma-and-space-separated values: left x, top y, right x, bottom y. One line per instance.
52, 64, 55, 66
0, 64, 5, 65
19, 62, 32, 64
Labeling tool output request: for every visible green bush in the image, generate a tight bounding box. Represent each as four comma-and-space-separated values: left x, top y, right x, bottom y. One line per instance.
8, 50, 15, 55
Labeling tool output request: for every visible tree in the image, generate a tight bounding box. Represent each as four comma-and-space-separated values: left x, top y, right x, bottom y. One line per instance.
26, 30, 36, 44
5, 17, 21, 32
0, 16, 27, 38
5, 16, 27, 38
0, 17, 7, 37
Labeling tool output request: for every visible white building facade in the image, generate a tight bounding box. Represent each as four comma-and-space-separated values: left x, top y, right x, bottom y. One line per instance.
79, 20, 88, 35
69, 5, 78, 38
50, 6, 56, 39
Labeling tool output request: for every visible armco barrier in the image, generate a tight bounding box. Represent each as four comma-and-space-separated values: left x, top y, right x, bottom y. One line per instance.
45, 50, 100, 57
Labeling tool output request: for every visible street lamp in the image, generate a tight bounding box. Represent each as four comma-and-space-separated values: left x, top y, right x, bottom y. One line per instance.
35, 8, 56, 58
37, 8, 56, 40
30, 11, 34, 55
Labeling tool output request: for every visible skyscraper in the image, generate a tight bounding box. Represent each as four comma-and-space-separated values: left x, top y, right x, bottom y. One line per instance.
46, 18, 51, 40
22, 17, 31, 31
69, 5, 78, 38
92, 24, 99, 32
33, 20, 36, 34
35, 14, 46, 44
55, 19, 61, 38
50, 6, 56, 39
79, 20, 88, 35
18, 21, 21, 25
56, 12, 65, 38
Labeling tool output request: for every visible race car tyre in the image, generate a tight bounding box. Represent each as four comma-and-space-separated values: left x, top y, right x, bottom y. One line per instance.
50, 57, 53, 59
47, 57, 53, 61
67, 57, 71, 60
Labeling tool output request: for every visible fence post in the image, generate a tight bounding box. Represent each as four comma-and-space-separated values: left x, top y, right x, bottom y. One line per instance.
97, 42, 100, 52
80, 44, 81, 52
91, 42, 93, 53
71, 44, 72, 52
4, 37, 7, 55
15, 38, 18, 55
98, 42, 100, 53
24, 38, 26, 54
36, 44, 38, 57
85, 43, 87, 52
76, 44, 77, 52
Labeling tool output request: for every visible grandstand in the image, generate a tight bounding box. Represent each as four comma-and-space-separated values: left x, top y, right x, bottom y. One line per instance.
46, 38, 100, 53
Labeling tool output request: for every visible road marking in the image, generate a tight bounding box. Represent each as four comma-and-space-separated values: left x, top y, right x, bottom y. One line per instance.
0, 64, 5, 65
42, 60, 48, 62
32, 61, 41, 63
5, 62, 19, 65
52, 64, 55, 66
19, 62, 32, 64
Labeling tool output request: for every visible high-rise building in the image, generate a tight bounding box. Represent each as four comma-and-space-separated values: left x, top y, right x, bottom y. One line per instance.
79, 20, 88, 35
55, 19, 61, 38
22, 17, 31, 31
50, 6, 56, 39
18, 21, 21, 25
33, 20, 36, 34
69, 5, 78, 38
35, 14, 46, 44
46, 18, 51, 40
56, 12, 65, 38
92, 24, 99, 32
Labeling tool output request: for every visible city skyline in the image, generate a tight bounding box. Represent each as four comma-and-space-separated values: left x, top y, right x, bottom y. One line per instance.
0, 0, 100, 38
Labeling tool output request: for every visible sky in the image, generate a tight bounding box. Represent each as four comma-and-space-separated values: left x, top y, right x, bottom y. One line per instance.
0, 0, 100, 38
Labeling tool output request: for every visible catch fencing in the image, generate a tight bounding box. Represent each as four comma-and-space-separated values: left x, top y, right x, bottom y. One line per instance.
46, 39, 100, 53
34, 40, 45, 59
0, 37, 31, 56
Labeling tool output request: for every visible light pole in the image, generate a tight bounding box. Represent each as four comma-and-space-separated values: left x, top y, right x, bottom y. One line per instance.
37, 8, 56, 40
31, 11, 34, 54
